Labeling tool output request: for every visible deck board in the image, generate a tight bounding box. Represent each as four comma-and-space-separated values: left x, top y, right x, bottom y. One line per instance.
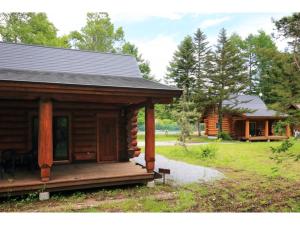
0, 162, 153, 195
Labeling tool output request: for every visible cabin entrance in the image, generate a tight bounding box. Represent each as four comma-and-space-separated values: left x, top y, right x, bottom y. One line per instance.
97, 114, 118, 162
250, 122, 256, 136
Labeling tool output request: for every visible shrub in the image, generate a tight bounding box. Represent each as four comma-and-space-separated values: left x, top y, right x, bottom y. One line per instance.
217, 131, 232, 141
199, 144, 218, 159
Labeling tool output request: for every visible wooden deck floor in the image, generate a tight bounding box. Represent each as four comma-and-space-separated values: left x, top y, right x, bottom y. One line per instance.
0, 162, 154, 195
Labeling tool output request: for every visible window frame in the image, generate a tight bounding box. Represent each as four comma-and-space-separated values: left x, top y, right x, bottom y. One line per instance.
29, 111, 72, 164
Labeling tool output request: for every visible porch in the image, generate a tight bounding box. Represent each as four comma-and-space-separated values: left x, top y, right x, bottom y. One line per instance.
233, 118, 291, 141
0, 162, 153, 196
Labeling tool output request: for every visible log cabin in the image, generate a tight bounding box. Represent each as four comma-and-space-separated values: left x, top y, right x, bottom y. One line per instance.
202, 95, 291, 141
0, 42, 181, 195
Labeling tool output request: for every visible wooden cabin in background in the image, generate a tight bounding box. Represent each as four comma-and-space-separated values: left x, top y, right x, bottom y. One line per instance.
202, 95, 291, 141
0, 42, 181, 195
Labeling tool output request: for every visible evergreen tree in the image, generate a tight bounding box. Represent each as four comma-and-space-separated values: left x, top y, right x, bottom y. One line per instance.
171, 88, 198, 149
166, 35, 196, 100
274, 13, 300, 71
205, 28, 249, 133
193, 28, 211, 135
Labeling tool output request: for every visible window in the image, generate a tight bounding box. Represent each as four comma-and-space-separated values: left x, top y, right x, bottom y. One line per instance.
216, 122, 219, 129
53, 116, 69, 161
32, 116, 69, 162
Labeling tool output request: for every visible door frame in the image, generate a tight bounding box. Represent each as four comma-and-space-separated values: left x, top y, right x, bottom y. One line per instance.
96, 111, 119, 163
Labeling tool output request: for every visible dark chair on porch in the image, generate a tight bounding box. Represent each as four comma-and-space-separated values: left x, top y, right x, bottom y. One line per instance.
0, 149, 16, 178
15, 149, 38, 172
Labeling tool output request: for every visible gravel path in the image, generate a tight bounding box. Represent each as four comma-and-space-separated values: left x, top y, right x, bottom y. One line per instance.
133, 153, 224, 185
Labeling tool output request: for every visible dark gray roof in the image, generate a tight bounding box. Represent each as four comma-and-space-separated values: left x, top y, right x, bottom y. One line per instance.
0, 42, 141, 77
223, 95, 287, 118
0, 42, 180, 92
0, 68, 180, 91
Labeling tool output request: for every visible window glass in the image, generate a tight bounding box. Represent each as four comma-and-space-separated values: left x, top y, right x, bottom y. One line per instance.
53, 117, 69, 161
32, 116, 69, 161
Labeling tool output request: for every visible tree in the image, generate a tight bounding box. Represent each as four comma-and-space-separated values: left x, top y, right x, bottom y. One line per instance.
166, 35, 196, 100
205, 28, 249, 134
274, 13, 300, 71
0, 13, 69, 47
260, 51, 300, 110
193, 28, 211, 135
121, 41, 155, 80
70, 12, 124, 52
171, 89, 198, 149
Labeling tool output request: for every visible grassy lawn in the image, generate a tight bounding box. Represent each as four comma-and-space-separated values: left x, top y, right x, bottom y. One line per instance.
156, 141, 300, 180
1, 140, 300, 212
138, 133, 220, 143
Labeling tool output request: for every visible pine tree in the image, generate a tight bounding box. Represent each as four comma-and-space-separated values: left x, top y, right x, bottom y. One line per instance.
166, 35, 196, 100
193, 28, 211, 135
205, 28, 249, 134
171, 88, 198, 149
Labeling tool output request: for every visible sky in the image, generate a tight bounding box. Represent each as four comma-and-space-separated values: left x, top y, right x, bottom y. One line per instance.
2, 0, 300, 81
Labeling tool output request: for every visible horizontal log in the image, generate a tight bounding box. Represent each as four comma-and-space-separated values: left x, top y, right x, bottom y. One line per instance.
72, 122, 96, 129
73, 134, 96, 142
0, 110, 26, 115
0, 136, 26, 143
73, 146, 96, 152
73, 127, 96, 134
73, 152, 96, 161
0, 123, 28, 129
0, 128, 28, 135
73, 143, 97, 148
0, 142, 27, 150
73, 117, 96, 122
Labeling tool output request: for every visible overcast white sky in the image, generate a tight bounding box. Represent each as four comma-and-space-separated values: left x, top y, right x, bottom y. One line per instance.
2, 0, 300, 80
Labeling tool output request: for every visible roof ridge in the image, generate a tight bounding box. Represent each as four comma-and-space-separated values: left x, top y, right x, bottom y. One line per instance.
0, 41, 134, 58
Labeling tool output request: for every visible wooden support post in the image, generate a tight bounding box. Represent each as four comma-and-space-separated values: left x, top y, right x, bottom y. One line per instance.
286, 124, 291, 138
145, 103, 155, 173
265, 120, 269, 140
245, 119, 250, 140
38, 98, 53, 182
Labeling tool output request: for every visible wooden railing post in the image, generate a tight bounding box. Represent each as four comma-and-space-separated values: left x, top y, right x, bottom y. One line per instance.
286, 124, 291, 138
38, 98, 53, 182
145, 103, 155, 173
265, 120, 269, 140
245, 119, 250, 140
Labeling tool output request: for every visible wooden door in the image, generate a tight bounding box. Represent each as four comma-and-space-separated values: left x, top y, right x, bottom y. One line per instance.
97, 116, 118, 162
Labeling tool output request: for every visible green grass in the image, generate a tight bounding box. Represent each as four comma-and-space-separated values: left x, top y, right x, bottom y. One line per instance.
156, 141, 300, 180
1, 140, 300, 212
138, 133, 221, 143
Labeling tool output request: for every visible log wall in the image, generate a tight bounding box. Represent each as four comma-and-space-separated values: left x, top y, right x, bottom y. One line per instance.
204, 111, 232, 136
0, 100, 129, 162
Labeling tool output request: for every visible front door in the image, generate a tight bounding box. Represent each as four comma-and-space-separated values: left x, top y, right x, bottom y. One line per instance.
97, 116, 118, 162
250, 122, 256, 136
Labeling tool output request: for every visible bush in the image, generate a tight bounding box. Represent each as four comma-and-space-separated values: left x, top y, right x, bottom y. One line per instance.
217, 131, 232, 141
199, 144, 218, 159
